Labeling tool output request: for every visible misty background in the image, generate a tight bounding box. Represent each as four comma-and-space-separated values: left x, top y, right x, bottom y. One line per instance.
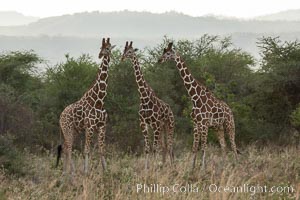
0, 10, 300, 65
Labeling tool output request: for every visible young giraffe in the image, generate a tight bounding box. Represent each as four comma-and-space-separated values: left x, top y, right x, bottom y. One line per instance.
121, 41, 175, 169
158, 42, 238, 170
57, 38, 115, 174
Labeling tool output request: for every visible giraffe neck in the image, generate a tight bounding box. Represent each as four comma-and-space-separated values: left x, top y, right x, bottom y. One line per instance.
174, 55, 201, 98
86, 55, 110, 109
131, 56, 149, 101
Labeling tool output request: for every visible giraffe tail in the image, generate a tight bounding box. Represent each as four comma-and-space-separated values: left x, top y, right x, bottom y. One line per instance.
56, 125, 63, 168
56, 144, 62, 168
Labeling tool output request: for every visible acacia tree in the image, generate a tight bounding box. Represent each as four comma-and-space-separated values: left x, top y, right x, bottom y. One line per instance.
249, 37, 300, 142
0, 51, 41, 138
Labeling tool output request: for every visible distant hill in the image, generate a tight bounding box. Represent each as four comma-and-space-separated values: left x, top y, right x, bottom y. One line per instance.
1, 11, 300, 37
0, 35, 157, 65
0, 11, 39, 26
256, 9, 300, 21
0, 11, 300, 64
1, 32, 299, 65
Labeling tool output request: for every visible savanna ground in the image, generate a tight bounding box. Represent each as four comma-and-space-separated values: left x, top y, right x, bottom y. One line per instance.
0, 143, 299, 200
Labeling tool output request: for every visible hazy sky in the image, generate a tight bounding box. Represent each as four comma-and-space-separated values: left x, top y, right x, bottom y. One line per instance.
1, 0, 300, 18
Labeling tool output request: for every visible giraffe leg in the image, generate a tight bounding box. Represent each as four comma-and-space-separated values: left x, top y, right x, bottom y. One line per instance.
166, 120, 174, 166
228, 126, 238, 160
98, 124, 107, 171
62, 146, 72, 183
217, 126, 226, 156
158, 130, 167, 164
62, 144, 68, 174
140, 120, 150, 170
64, 146, 73, 175
152, 122, 162, 162
151, 122, 161, 164
61, 126, 73, 175
84, 153, 89, 175
70, 129, 76, 175
200, 126, 209, 171
71, 159, 75, 175
158, 122, 168, 165
191, 123, 200, 170
84, 128, 93, 174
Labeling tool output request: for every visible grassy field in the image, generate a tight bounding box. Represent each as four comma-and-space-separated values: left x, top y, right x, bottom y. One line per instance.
0, 144, 299, 200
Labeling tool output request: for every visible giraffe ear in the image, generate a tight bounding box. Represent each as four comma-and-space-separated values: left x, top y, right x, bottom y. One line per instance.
134, 48, 139, 52
168, 42, 173, 49
102, 38, 105, 45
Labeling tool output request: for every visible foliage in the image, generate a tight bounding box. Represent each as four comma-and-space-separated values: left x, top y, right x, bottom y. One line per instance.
33, 54, 99, 148
248, 37, 300, 141
0, 51, 39, 146
290, 104, 300, 129
0, 135, 25, 176
0, 36, 299, 175
0, 51, 41, 95
105, 50, 141, 151
44, 54, 98, 111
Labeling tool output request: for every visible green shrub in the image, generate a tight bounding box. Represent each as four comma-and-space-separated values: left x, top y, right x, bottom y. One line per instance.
0, 136, 25, 176
290, 104, 300, 128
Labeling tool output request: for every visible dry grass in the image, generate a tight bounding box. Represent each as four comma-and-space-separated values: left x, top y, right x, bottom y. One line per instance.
0, 144, 299, 200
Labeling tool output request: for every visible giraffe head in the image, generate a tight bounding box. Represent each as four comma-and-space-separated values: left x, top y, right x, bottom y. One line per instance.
158, 42, 176, 63
121, 41, 138, 61
98, 37, 116, 59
